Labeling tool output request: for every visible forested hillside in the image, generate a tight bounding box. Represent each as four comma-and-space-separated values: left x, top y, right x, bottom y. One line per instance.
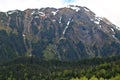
0, 56, 120, 80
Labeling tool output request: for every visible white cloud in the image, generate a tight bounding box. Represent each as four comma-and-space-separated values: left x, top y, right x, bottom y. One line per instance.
0, 0, 120, 27
0, 0, 64, 11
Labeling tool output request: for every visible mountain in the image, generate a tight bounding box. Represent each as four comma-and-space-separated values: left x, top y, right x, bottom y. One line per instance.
0, 5, 120, 61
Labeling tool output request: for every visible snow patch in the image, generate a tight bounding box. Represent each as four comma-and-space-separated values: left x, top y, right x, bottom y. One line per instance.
63, 25, 69, 35
38, 12, 45, 16
112, 35, 117, 40
67, 5, 80, 12
99, 25, 102, 28
8, 10, 18, 14
34, 16, 39, 18
51, 10, 59, 16
94, 21, 99, 24
52, 19, 56, 22
111, 28, 115, 32
5, 12, 8, 17
59, 16, 62, 24
90, 19, 94, 21
23, 34, 26, 39
31, 11, 35, 15
116, 26, 120, 30
23, 34, 25, 37
95, 17, 102, 22
67, 20, 70, 26
91, 17, 103, 25
31, 11, 45, 16
63, 18, 71, 35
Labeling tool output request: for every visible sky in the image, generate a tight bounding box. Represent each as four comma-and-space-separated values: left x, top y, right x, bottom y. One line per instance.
0, 0, 120, 27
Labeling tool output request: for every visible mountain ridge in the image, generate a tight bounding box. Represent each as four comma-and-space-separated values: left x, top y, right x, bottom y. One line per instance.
0, 5, 120, 61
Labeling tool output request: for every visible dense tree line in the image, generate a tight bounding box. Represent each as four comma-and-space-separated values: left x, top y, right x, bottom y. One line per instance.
0, 56, 120, 80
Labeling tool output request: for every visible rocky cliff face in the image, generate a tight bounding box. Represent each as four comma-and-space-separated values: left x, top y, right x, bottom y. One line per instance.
0, 5, 120, 61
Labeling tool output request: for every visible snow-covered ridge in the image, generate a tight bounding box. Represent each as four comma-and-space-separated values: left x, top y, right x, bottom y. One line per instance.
67, 5, 80, 12
94, 17, 103, 24
84, 7, 90, 12
7, 10, 19, 14
90, 16, 103, 25
31, 10, 45, 16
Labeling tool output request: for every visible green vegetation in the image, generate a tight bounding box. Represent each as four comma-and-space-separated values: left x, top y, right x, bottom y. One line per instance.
0, 56, 120, 80
43, 44, 57, 60
0, 30, 26, 63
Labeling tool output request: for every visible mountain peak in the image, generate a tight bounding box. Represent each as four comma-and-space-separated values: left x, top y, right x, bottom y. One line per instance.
0, 5, 120, 61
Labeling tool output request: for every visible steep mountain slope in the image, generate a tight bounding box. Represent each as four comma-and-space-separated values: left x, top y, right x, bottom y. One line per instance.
0, 5, 120, 61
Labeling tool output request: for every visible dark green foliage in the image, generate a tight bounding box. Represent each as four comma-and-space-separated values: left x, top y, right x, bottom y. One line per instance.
0, 30, 26, 63
0, 56, 120, 80
32, 41, 44, 57
43, 44, 57, 60
0, 30, 17, 63
9, 33, 26, 55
